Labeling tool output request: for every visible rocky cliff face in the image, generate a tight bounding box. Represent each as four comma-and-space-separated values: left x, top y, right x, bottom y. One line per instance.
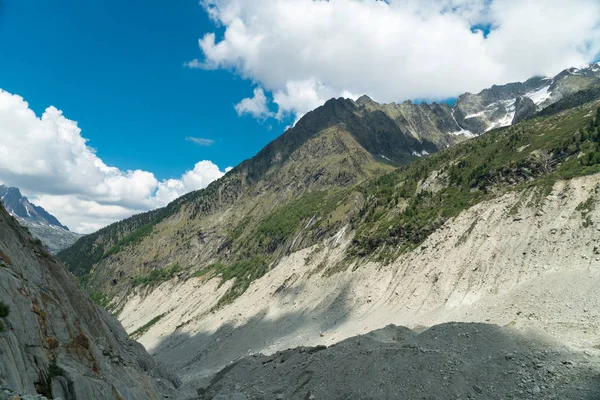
0, 186, 67, 230
0, 204, 179, 399
0, 186, 82, 254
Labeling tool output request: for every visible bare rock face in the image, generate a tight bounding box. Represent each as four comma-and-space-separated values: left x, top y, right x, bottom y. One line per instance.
0, 205, 180, 399
511, 96, 537, 124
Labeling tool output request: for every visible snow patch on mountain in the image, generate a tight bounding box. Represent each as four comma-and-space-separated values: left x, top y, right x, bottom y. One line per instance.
527, 85, 552, 106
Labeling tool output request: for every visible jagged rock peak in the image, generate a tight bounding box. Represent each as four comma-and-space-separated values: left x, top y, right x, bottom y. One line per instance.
0, 185, 82, 253
0, 185, 67, 230
356, 95, 378, 107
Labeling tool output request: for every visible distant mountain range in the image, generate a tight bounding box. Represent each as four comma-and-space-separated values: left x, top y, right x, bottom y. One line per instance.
0, 185, 82, 253
354, 62, 600, 143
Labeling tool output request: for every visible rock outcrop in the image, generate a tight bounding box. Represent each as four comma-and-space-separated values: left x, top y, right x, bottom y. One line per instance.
0, 205, 180, 399
511, 96, 537, 124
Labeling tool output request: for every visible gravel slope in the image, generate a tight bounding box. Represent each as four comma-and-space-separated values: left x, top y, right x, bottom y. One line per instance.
197, 323, 600, 400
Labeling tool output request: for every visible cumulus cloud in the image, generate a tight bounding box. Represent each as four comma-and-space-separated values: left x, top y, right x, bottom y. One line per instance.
192, 0, 600, 120
187, 137, 215, 146
0, 89, 229, 233
234, 87, 273, 119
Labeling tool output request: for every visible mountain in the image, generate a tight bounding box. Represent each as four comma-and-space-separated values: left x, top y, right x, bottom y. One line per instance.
59, 63, 600, 288
57, 95, 464, 279
452, 63, 600, 134
57, 64, 600, 393
316, 63, 600, 142
0, 185, 67, 229
0, 185, 82, 253
0, 202, 180, 398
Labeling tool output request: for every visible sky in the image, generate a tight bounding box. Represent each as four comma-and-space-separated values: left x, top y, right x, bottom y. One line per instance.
0, 0, 599, 233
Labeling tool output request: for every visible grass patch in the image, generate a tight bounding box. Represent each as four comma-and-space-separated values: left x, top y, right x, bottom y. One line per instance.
193, 261, 224, 278
36, 360, 64, 398
253, 190, 346, 253
130, 314, 165, 340
131, 264, 181, 287
576, 187, 598, 227
89, 291, 111, 309
214, 256, 269, 307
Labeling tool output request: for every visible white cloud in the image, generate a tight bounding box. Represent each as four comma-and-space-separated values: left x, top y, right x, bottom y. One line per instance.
184, 59, 203, 69
0, 89, 229, 233
193, 0, 600, 120
187, 137, 215, 146
234, 87, 273, 119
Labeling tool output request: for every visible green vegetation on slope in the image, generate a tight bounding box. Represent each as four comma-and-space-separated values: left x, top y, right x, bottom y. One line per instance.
130, 314, 165, 340
104, 224, 154, 258
195, 189, 352, 306
57, 173, 245, 277
349, 103, 600, 262
253, 190, 347, 253
89, 291, 111, 309
131, 264, 182, 287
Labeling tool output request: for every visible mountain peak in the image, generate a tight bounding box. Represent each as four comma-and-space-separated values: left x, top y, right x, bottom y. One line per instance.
0, 185, 66, 229
0, 185, 82, 253
356, 95, 377, 107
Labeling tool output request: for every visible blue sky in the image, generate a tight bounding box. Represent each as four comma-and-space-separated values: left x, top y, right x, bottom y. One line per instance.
0, 0, 287, 179
1, 0, 599, 232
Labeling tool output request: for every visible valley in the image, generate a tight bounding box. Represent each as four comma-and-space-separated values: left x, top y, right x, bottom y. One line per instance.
2, 64, 600, 399
3, 1, 600, 398
54, 65, 600, 398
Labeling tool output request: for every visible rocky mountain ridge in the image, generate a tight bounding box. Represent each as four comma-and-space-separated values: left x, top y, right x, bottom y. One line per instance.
0, 185, 82, 254
365, 62, 600, 137
59, 63, 600, 297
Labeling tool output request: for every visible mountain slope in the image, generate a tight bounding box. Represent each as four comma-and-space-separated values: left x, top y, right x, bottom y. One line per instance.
117, 97, 600, 393
54, 68, 600, 393
59, 64, 600, 305
58, 95, 462, 290
0, 203, 179, 398
0, 185, 82, 253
